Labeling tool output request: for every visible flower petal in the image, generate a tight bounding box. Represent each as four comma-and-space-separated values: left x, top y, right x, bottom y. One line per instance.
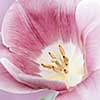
0, 62, 34, 93
0, 58, 24, 81
76, 0, 100, 73
56, 69, 100, 100
2, 2, 43, 59
0, 34, 40, 75
17, 0, 80, 43
0, 89, 58, 100
1, 0, 81, 59
0, 57, 66, 91
1, 1, 60, 58
8, 54, 40, 75
0, 57, 59, 96
18, 73, 66, 91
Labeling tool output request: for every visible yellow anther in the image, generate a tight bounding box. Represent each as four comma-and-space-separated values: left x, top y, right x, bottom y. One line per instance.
41, 64, 52, 69
49, 52, 56, 59
59, 45, 69, 65
52, 59, 61, 66
52, 66, 63, 72
63, 69, 68, 74
63, 56, 69, 65
59, 45, 65, 56
49, 52, 61, 66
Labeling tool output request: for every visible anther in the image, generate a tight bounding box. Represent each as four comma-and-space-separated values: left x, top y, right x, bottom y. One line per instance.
59, 45, 65, 56
64, 69, 68, 74
52, 66, 55, 69
52, 59, 61, 66
41, 64, 52, 69
65, 63, 68, 66
49, 52, 56, 59
52, 66, 62, 72
63, 56, 69, 65
49, 52, 61, 67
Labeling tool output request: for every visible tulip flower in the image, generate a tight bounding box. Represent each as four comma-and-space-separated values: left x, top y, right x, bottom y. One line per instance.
0, 0, 100, 100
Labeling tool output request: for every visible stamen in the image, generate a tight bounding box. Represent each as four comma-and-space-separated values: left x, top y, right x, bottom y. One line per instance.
41, 64, 63, 72
63, 56, 69, 65
59, 45, 69, 66
49, 52, 61, 67
64, 69, 68, 74
52, 66, 62, 72
41, 44, 69, 74
59, 45, 65, 56
41, 64, 52, 69
52, 59, 61, 66
49, 52, 56, 59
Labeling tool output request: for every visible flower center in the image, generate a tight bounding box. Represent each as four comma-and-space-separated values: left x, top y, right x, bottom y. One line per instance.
41, 45, 69, 75
37, 41, 86, 89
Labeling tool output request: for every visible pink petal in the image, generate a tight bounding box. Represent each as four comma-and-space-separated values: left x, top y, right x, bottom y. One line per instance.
0, 89, 58, 100
18, 73, 66, 91
1, 1, 59, 58
19, 0, 81, 43
76, 0, 100, 73
8, 54, 40, 75
0, 67, 58, 100
1, 0, 81, 59
0, 62, 34, 93
0, 57, 58, 96
2, 2, 43, 59
56, 69, 100, 100
0, 35, 40, 75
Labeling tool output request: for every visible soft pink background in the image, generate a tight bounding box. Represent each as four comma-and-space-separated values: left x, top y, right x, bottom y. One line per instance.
0, 0, 14, 30
0, 0, 49, 100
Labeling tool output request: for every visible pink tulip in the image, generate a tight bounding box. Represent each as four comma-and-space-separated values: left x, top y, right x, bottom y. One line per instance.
0, 0, 100, 100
